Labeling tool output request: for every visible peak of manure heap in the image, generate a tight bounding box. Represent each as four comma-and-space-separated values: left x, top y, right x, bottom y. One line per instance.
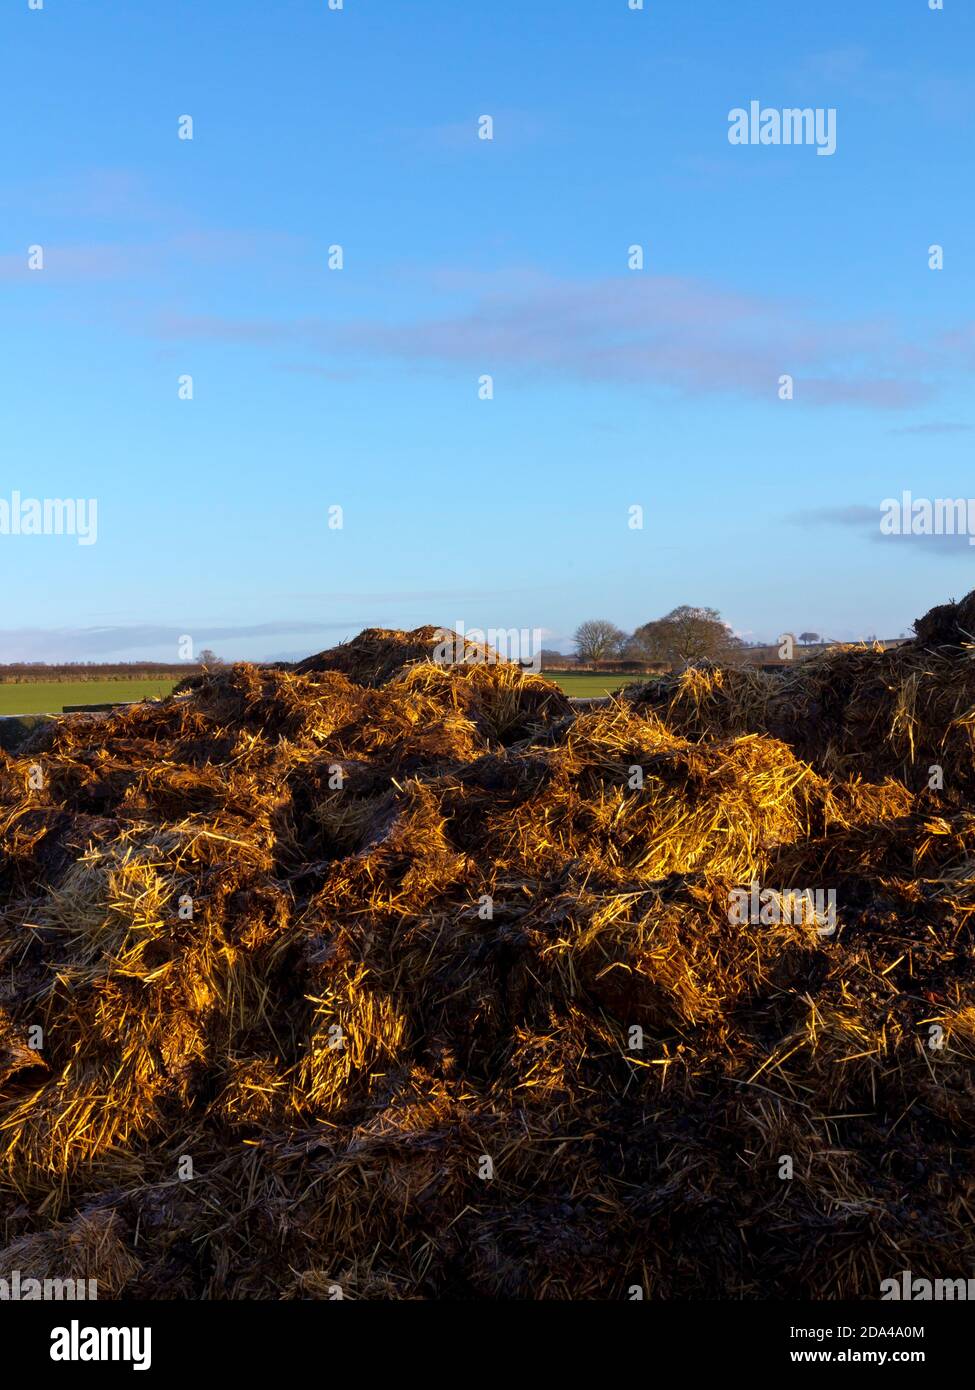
1, 602, 974, 1298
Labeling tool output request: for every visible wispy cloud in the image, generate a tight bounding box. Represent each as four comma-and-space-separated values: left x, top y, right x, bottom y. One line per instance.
397, 109, 549, 154
792, 49, 973, 122
799, 46, 872, 85
0, 168, 177, 223
800, 379, 930, 409
790, 505, 879, 527
152, 269, 954, 411
1, 162, 296, 283
889, 421, 972, 436
789, 502, 975, 558
0, 230, 276, 284
0, 620, 346, 663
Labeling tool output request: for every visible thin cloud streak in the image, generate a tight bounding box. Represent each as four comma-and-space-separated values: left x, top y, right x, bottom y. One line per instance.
153, 270, 955, 410
0, 620, 348, 663
889, 422, 972, 436
789, 503, 975, 558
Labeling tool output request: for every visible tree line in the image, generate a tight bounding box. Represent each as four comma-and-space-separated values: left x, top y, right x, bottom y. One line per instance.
571, 608, 822, 667
0, 653, 222, 683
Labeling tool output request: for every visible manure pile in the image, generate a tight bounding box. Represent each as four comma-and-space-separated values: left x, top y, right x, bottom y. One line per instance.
1, 608, 974, 1300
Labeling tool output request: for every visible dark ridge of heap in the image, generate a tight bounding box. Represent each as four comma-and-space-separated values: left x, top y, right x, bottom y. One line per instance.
913, 589, 975, 648
291, 625, 454, 685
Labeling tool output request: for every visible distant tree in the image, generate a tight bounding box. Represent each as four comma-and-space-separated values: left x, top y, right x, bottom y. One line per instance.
628, 605, 743, 668
198, 648, 221, 667
799, 631, 820, 646
573, 620, 628, 662
540, 648, 575, 668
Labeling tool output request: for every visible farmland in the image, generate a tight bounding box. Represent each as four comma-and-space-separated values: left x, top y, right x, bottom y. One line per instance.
0, 679, 178, 716
0, 671, 636, 715
544, 671, 643, 697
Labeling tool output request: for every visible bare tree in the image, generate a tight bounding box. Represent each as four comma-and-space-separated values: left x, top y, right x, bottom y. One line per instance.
799, 631, 820, 646
627, 605, 743, 668
198, 648, 222, 668
573, 620, 627, 662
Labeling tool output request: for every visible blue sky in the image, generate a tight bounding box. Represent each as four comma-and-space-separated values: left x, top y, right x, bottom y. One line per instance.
1, 0, 973, 660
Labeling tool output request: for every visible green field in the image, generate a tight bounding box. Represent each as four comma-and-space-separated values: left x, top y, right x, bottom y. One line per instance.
546, 673, 646, 697
0, 679, 179, 716
0, 671, 645, 717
